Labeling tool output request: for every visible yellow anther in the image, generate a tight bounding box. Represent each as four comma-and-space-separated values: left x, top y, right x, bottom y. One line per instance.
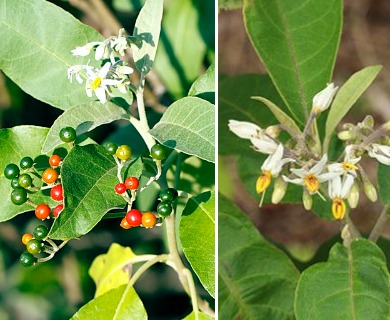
256, 171, 272, 194
91, 77, 102, 90
341, 162, 358, 171
332, 198, 346, 220
303, 174, 320, 194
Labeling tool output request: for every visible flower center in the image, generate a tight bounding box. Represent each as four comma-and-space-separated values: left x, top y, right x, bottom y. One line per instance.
332, 198, 346, 220
341, 162, 358, 171
91, 77, 102, 90
256, 170, 272, 194
303, 174, 320, 194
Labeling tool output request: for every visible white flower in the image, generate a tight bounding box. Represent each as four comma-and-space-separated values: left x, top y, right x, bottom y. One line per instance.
328, 175, 354, 220
328, 145, 360, 177
71, 42, 101, 57
67, 63, 93, 84
368, 143, 390, 165
228, 120, 262, 139
312, 83, 338, 113
250, 136, 279, 155
256, 144, 294, 205
85, 62, 122, 103
112, 36, 128, 56
283, 154, 340, 194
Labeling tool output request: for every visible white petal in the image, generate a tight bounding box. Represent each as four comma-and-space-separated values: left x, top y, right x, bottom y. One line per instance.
95, 44, 106, 60
228, 120, 262, 139
86, 88, 93, 97
318, 171, 341, 183
312, 83, 338, 112
250, 137, 278, 154
99, 62, 112, 78
328, 163, 343, 173
75, 73, 83, 84
94, 88, 106, 103
311, 154, 328, 175
341, 175, 355, 198
290, 168, 305, 178
103, 79, 122, 86
369, 151, 390, 165
282, 176, 304, 185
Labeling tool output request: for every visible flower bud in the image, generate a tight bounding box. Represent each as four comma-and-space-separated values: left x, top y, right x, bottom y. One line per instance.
382, 120, 390, 131
338, 130, 356, 141
302, 190, 313, 211
265, 125, 281, 139
271, 177, 287, 204
228, 120, 262, 139
361, 115, 374, 129
312, 83, 338, 114
347, 182, 359, 209
363, 178, 378, 202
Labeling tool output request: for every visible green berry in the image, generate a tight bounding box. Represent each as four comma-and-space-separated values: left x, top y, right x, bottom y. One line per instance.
4, 163, 19, 180
11, 178, 20, 189
116, 145, 131, 161
157, 201, 172, 217
103, 142, 118, 155
59, 127, 76, 143
160, 188, 178, 202
20, 252, 37, 267
33, 225, 49, 240
150, 144, 168, 161
26, 239, 43, 255
20, 157, 34, 169
18, 174, 32, 188
11, 188, 28, 205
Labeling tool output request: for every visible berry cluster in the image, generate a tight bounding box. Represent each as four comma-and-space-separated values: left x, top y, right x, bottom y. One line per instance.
157, 188, 178, 217
19, 225, 49, 267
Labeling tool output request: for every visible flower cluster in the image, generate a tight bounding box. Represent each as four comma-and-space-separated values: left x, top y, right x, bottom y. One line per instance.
229, 83, 390, 220
67, 29, 134, 103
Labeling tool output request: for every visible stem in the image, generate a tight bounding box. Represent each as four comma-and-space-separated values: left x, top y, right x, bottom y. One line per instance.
136, 90, 150, 132
369, 204, 390, 242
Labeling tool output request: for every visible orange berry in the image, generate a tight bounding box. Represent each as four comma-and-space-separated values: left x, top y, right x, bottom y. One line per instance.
142, 212, 157, 228
22, 233, 33, 245
120, 217, 131, 229
42, 168, 58, 184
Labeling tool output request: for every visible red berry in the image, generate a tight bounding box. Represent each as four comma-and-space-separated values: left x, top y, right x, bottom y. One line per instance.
35, 203, 51, 220
120, 217, 131, 229
125, 177, 139, 190
125, 209, 142, 227
42, 168, 58, 184
115, 183, 127, 194
49, 154, 61, 167
52, 204, 64, 217
50, 184, 63, 201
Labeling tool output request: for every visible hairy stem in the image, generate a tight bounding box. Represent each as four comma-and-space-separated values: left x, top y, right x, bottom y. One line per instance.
369, 204, 390, 242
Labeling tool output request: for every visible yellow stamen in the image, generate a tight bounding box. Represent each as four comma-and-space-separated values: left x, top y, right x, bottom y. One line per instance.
256, 170, 272, 194
332, 198, 346, 220
304, 174, 320, 194
91, 77, 102, 90
341, 162, 358, 171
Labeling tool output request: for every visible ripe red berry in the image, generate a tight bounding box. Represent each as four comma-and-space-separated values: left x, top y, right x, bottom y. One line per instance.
35, 203, 51, 220
115, 183, 127, 194
52, 204, 64, 217
125, 177, 139, 190
125, 209, 142, 227
50, 184, 63, 201
49, 154, 61, 167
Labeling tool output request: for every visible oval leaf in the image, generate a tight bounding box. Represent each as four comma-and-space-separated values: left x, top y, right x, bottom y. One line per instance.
219, 194, 299, 319
49, 145, 143, 239
295, 239, 390, 320
324, 65, 382, 151
180, 191, 215, 298
0, 126, 58, 222
0, 0, 103, 110
133, 0, 163, 75
42, 102, 129, 153
244, 0, 342, 124
149, 97, 215, 162
89, 243, 136, 297
71, 284, 147, 320
188, 63, 215, 104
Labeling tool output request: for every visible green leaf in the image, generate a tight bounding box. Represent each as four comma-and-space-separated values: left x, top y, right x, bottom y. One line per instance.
295, 239, 390, 320
149, 97, 215, 163
89, 243, 136, 297
154, 0, 208, 98
49, 145, 143, 239
0, 126, 58, 222
188, 63, 215, 103
132, 0, 163, 75
252, 96, 301, 138
71, 284, 147, 320
42, 102, 129, 153
219, 74, 287, 155
183, 311, 214, 320
219, 0, 242, 10
378, 164, 390, 206
219, 194, 299, 319
0, 0, 103, 110
180, 191, 215, 298
324, 65, 382, 151
243, 0, 342, 124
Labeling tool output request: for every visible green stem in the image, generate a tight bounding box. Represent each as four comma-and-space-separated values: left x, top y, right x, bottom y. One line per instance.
136, 90, 150, 132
